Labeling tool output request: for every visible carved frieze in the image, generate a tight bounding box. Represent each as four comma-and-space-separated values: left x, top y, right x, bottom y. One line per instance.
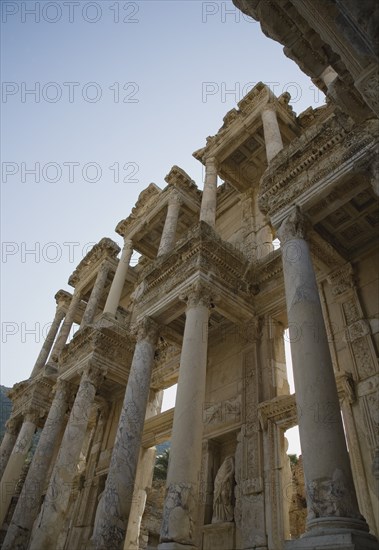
203, 396, 241, 428
259, 115, 377, 220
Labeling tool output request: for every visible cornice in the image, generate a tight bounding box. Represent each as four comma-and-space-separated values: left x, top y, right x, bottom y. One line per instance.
164, 165, 201, 205
68, 238, 120, 287
115, 183, 162, 237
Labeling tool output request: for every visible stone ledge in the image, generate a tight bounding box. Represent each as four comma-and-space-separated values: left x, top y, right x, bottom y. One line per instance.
285, 531, 379, 550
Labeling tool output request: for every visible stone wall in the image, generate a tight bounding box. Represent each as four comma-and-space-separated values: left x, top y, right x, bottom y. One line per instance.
139, 479, 166, 549
289, 456, 307, 539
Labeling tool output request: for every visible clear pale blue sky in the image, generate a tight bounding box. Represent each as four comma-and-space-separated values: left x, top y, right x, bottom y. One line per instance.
1, 0, 323, 452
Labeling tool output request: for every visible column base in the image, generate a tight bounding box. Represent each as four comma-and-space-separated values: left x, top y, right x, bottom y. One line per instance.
158, 544, 197, 550
285, 531, 379, 550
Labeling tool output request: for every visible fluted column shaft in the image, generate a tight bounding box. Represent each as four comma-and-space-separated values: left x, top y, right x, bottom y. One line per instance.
91, 318, 159, 550
103, 239, 133, 316
30, 306, 66, 377
29, 365, 104, 550
49, 290, 82, 362
0, 418, 20, 480
0, 414, 37, 526
278, 207, 367, 535
3, 380, 71, 550
81, 263, 110, 328
261, 105, 283, 164
200, 157, 218, 228
157, 193, 182, 257
159, 284, 211, 550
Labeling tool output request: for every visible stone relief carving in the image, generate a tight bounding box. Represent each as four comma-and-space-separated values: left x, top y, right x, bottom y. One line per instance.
327, 264, 354, 297
351, 337, 376, 379
212, 456, 235, 524
306, 468, 363, 521
203, 396, 241, 426
345, 319, 371, 342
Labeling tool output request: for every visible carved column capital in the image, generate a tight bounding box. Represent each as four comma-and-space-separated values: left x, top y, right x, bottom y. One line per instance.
262, 102, 277, 113
54, 289, 72, 310
167, 190, 183, 207
80, 361, 107, 389
98, 260, 110, 276
179, 281, 218, 309
204, 155, 218, 169
5, 417, 20, 435
277, 206, 309, 243
123, 238, 133, 250
132, 317, 160, 345
53, 378, 73, 400
24, 408, 44, 425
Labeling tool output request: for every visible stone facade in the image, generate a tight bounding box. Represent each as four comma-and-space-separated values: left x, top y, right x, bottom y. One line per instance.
1, 3, 378, 549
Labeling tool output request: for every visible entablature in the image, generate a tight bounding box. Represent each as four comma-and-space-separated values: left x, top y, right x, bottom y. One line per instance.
59, 325, 135, 389
135, 222, 253, 326
259, 115, 378, 228
7, 376, 56, 428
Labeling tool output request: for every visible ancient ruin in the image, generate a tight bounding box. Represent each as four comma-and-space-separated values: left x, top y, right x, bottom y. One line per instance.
1, 1, 378, 549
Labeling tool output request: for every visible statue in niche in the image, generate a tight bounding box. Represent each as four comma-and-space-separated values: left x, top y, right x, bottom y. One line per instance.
212, 456, 235, 523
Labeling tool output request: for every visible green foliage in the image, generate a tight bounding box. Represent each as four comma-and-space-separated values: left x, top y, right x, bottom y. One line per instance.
153, 448, 170, 481
288, 453, 299, 465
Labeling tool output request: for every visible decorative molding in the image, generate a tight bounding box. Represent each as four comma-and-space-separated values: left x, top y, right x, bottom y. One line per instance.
68, 238, 120, 286
327, 264, 354, 297
115, 183, 162, 237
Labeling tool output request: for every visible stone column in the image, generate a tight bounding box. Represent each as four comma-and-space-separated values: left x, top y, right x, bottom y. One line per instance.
200, 157, 218, 228
124, 390, 163, 550
103, 239, 133, 317
157, 192, 182, 257
3, 380, 71, 550
123, 447, 157, 550
29, 364, 104, 550
0, 413, 37, 526
49, 289, 82, 362
277, 207, 372, 542
91, 317, 159, 550
261, 105, 283, 164
0, 418, 20, 481
30, 304, 66, 378
159, 283, 212, 550
81, 262, 110, 328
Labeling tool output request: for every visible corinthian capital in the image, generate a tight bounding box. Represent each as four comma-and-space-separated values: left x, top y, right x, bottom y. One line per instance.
132, 317, 160, 345
5, 417, 20, 435
167, 190, 183, 207
81, 361, 107, 389
277, 206, 309, 244
180, 281, 218, 309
